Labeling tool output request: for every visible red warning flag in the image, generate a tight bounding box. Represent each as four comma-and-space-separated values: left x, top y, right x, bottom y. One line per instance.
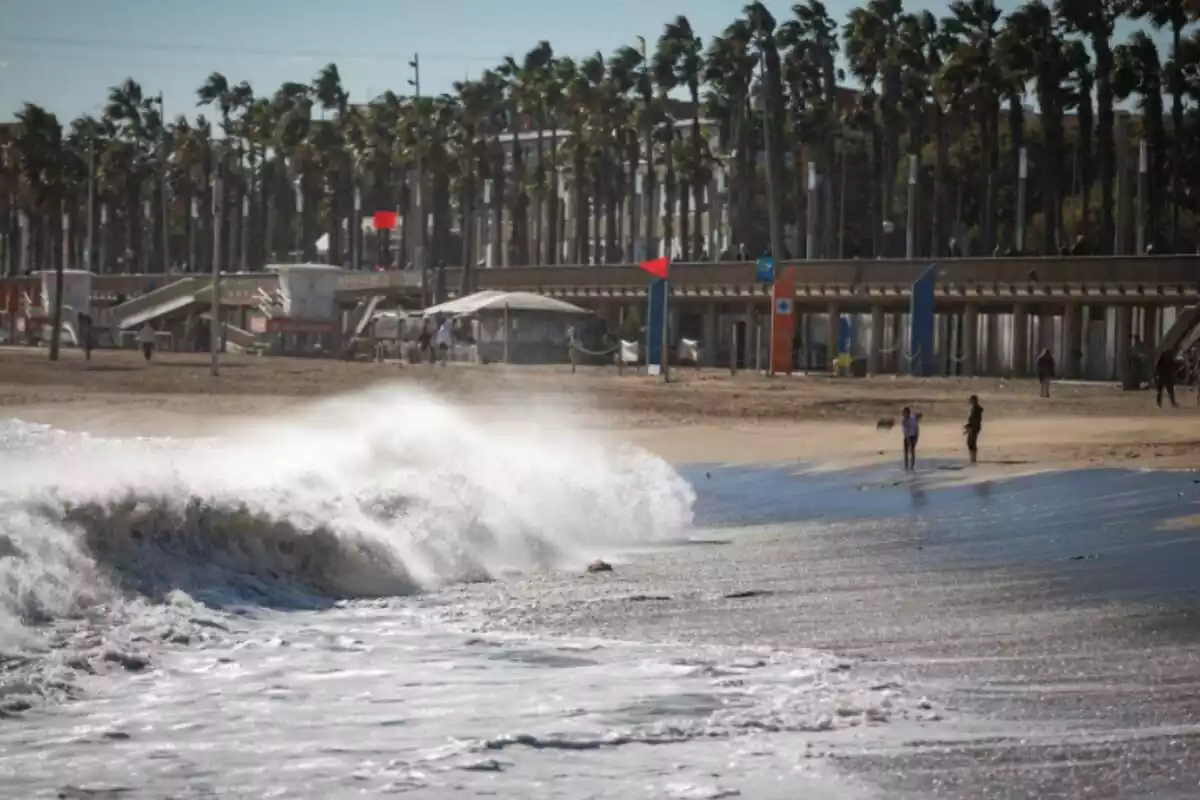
639, 256, 669, 280
373, 210, 398, 231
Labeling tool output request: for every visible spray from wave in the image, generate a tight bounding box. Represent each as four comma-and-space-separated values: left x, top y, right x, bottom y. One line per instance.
0, 384, 694, 654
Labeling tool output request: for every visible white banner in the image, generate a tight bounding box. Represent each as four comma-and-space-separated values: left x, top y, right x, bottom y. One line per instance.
677, 338, 700, 364
620, 339, 640, 364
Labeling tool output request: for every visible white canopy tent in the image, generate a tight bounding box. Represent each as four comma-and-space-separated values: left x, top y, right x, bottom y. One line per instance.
423, 290, 590, 318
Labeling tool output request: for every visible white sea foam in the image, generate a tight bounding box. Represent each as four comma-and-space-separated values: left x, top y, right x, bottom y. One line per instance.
0, 384, 693, 676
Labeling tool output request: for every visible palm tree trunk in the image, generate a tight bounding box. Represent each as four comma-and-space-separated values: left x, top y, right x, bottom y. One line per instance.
1095, 39, 1115, 254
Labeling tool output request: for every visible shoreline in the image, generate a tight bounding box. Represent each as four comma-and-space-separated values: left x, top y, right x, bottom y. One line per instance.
3, 346, 1199, 478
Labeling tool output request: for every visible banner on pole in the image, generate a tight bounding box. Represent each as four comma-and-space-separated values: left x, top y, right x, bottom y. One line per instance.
755, 256, 774, 283
770, 266, 796, 375
909, 264, 936, 376
646, 278, 667, 375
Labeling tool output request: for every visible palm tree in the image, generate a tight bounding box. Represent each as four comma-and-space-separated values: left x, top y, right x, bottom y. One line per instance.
1057, 0, 1130, 254
1114, 30, 1167, 247
657, 16, 706, 261
998, 9, 1036, 250
1066, 40, 1096, 248
845, 0, 907, 250
13, 104, 66, 358
1129, 0, 1189, 250
944, 0, 1005, 255
1014, 0, 1073, 253
780, 0, 842, 258
744, 2, 786, 258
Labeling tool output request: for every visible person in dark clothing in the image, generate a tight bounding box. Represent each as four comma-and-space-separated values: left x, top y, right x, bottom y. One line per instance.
78, 313, 94, 361
964, 395, 984, 464
1155, 347, 1179, 408
1036, 348, 1055, 398
900, 406, 919, 471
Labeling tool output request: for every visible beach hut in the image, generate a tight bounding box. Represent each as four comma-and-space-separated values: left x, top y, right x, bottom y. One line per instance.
423, 290, 591, 364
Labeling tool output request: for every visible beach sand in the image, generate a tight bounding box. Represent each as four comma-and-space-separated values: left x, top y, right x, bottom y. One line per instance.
3, 346, 1198, 478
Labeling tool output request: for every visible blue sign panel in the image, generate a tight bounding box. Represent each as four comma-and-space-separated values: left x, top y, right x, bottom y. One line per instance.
646, 278, 667, 370
909, 264, 936, 376
755, 257, 775, 283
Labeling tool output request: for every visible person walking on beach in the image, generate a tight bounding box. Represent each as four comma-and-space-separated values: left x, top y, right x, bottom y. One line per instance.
964, 395, 984, 464
1155, 346, 1179, 408
901, 406, 919, 471
435, 317, 452, 365
78, 312, 94, 361
1036, 348, 1055, 398
136, 322, 157, 362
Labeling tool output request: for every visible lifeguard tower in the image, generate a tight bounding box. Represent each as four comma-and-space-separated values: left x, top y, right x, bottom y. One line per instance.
251, 263, 343, 355
25, 270, 93, 346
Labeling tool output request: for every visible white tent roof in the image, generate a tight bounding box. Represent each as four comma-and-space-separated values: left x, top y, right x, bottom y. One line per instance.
423, 290, 591, 317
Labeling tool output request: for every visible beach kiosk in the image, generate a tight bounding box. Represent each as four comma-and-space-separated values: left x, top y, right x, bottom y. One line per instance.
252, 263, 343, 355
28, 270, 93, 345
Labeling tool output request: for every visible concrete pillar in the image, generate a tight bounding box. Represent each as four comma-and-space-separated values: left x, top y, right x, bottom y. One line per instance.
702, 303, 717, 366
868, 305, 884, 375
892, 311, 905, 374
1141, 305, 1158, 349
1063, 303, 1082, 379
963, 303, 979, 377
1116, 304, 1133, 385
1012, 303, 1029, 377
744, 301, 756, 369
1038, 308, 1054, 353
826, 302, 840, 372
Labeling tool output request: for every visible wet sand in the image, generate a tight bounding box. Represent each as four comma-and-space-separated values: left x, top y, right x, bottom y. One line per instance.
450, 464, 1200, 799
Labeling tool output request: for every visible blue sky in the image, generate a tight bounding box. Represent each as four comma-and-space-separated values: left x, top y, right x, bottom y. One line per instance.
0, 0, 1166, 124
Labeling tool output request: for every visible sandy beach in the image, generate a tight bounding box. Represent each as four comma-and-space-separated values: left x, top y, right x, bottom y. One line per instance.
3, 346, 1198, 476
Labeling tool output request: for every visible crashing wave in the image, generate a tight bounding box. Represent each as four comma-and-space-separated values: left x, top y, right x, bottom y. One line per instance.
0, 385, 695, 706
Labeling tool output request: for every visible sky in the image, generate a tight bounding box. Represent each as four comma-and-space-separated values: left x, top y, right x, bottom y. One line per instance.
0, 0, 1169, 124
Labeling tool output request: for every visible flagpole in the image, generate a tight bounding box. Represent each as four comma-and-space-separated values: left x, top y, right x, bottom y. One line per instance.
661, 279, 669, 383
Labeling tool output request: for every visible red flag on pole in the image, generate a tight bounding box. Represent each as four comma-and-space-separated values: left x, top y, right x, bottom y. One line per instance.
639, 256, 669, 280
373, 210, 398, 231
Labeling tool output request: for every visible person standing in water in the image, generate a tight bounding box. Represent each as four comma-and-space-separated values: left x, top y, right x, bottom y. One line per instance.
136, 322, 157, 362
900, 406, 919, 471
1036, 348, 1055, 398
964, 395, 984, 464
435, 317, 452, 365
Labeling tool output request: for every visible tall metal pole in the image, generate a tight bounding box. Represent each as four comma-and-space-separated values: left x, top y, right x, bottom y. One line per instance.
837, 142, 847, 259
50, 208, 67, 361
158, 93, 169, 271
85, 135, 95, 272
661, 282, 670, 383
905, 154, 917, 259
293, 182, 304, 263
98, 204, 107, 274
17, 210, 27, 276
240, 195, 250, 271
805, 162, 818, 259
408, 53, 427, 304
1135, 140, 1147, 255
352, 187, 361, 270
1016, 147, 1028, 253
211, 158, 223, 377
189, 198, 198, 272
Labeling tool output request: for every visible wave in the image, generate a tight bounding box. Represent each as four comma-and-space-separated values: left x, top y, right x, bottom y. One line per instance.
0, 383, 695, 650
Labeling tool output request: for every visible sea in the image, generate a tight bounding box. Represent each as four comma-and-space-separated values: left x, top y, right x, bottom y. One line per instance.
3, 386, 1200, 799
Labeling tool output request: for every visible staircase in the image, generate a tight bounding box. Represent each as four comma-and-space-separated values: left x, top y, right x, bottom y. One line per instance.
340, 295, 384, 359
1156, 305, 1200, 360
109, 277, 209, 330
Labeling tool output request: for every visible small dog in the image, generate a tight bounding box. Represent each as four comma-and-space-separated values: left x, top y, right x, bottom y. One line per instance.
876, 417, 895, 431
